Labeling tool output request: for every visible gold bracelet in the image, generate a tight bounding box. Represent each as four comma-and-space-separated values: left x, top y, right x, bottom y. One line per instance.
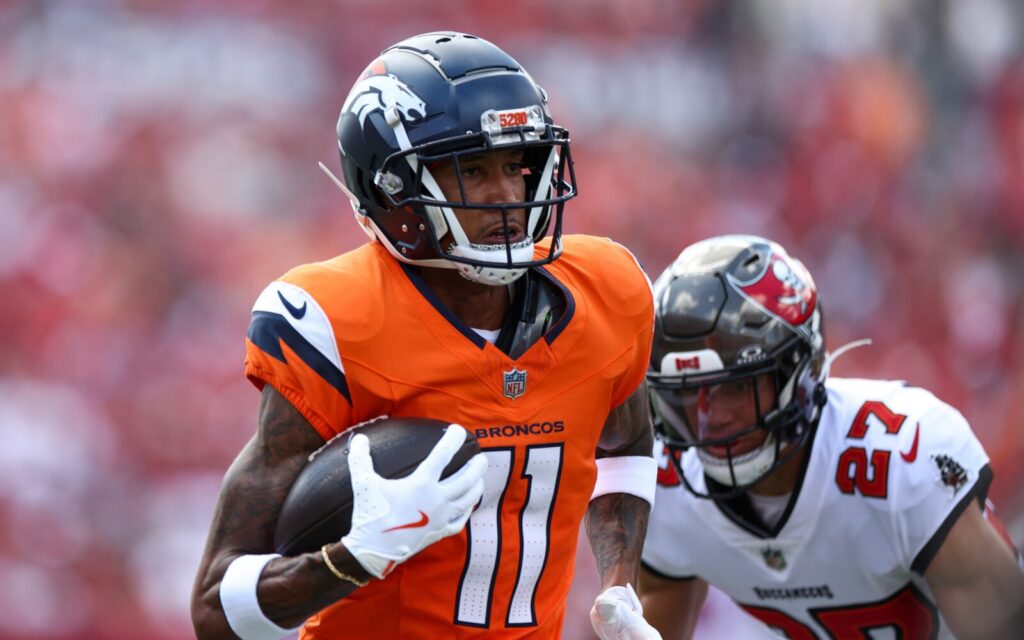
321, 544, 369, 588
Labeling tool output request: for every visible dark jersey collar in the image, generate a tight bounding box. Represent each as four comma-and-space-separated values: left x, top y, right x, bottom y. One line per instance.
397, 263, 574, 359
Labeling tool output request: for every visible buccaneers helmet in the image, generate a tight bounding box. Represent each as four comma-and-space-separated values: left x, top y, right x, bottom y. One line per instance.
647, 235, 827, 500
330, 32, 576, 286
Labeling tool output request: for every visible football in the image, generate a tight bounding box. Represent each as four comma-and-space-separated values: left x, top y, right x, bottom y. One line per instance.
273, 416, 481, 556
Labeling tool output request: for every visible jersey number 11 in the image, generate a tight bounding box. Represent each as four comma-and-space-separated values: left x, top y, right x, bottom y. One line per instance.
454, 444, 564, 628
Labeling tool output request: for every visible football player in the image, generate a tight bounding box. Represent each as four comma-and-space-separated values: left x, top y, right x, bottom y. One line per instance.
638, 234, 1024, 639
191, 32, 661, 639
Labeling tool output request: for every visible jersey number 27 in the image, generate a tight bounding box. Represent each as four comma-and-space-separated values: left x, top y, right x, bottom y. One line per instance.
835, 400, 909, 499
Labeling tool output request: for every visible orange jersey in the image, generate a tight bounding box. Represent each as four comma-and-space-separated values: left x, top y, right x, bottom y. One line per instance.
244, 235, 653, 639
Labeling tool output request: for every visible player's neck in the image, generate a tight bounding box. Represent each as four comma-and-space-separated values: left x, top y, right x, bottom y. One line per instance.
414, 266, 511, 330
749, 446, 808, 497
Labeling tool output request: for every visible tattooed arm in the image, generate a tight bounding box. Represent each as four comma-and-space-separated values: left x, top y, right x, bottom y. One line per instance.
586, 380, 656, 589
191, 386, 371, 638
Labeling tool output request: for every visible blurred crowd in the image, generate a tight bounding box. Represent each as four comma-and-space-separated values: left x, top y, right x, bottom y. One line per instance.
1, 1, 1021, 638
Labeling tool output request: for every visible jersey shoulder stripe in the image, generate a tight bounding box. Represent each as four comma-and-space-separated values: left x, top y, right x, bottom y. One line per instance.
911, 463, 992, 574
247, 281, 349, 401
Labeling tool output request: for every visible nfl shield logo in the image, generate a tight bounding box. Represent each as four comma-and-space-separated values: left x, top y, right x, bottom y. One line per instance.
503, 367, 527, 399
761, 546, 787, 571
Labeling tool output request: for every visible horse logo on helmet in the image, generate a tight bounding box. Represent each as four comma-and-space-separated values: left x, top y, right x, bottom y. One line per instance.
342, 72, 427, 128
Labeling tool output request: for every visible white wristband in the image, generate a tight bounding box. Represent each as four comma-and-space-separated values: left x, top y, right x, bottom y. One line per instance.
220, 554, 303, 640
590, 456, 658, 507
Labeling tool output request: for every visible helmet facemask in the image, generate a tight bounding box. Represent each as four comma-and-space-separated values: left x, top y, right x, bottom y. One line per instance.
650, 335, 821, 500
373, 120, 574, 286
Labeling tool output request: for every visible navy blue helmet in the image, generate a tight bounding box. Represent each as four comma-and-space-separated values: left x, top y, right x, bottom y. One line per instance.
333, 32, 576, 286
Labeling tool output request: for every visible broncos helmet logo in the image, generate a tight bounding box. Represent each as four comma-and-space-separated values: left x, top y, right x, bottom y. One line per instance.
342, 74, 427, 128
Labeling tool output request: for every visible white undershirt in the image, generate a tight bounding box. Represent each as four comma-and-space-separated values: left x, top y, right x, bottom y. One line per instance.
748, 491, 792, 529
472, 327, 500, 344
470, 285, 516, 345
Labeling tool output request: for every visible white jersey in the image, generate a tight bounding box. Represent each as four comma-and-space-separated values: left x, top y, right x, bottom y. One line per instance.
643, 378, 992, 639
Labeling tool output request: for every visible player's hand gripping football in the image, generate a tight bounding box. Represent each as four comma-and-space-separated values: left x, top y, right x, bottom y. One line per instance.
341, 424, 488, 579
590, 583, 662, 640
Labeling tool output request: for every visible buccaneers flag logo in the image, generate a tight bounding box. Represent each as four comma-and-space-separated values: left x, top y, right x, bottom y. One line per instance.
728, 251, 817, 327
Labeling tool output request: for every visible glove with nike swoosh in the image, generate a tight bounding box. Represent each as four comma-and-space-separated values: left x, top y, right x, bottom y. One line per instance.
590, 583, 662, 640
341, 424, 488, 579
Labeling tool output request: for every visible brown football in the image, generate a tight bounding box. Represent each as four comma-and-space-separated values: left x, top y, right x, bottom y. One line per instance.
273, 417, 480, 556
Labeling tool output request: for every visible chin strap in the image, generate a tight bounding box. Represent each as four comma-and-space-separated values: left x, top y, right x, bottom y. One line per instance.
821, 338, 872, 379
319, 161, 377, 242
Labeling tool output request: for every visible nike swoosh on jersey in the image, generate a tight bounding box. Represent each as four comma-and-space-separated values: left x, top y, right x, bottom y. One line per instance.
900, 422, 921, 462
247, 311, 351, 401
277, 290, 307, 319
382, 510, 430, 532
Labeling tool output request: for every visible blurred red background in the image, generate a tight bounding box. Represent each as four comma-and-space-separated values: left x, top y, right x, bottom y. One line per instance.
1, 1, 1022, 638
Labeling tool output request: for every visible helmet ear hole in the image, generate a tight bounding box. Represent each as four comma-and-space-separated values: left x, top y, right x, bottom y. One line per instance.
813, 382, 827, 407
350, 166, 388, 212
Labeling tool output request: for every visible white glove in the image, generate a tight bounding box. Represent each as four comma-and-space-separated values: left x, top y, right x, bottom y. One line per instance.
341, 424, 488, 579
590, 583, 662, 640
